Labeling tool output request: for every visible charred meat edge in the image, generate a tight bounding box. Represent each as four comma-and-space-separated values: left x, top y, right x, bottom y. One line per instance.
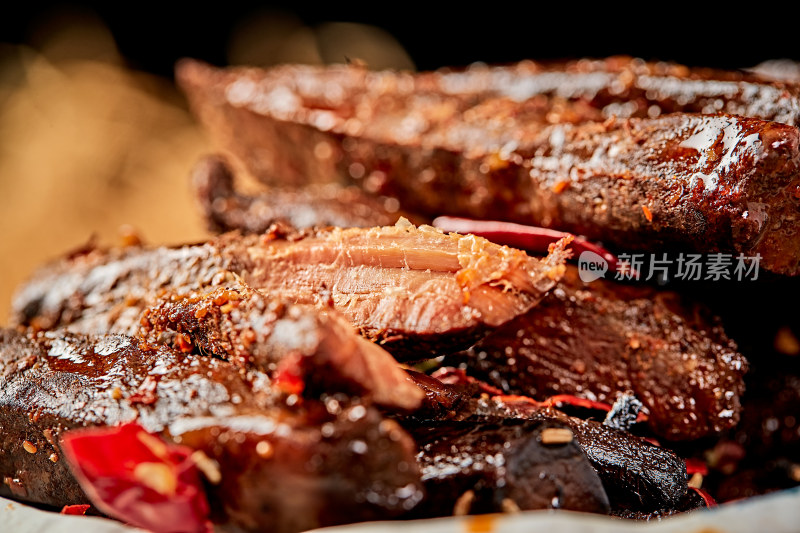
406, 371, 688, 512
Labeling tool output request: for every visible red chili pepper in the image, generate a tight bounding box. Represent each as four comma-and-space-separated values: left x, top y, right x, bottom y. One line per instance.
430, 367, 504, 396
686, 457, 709, 476
432, 216, 621, 272
490, 394, 550, 414
541, 394, 614, 413
429, 369, 652, 429
689, 486, 718, 507
60, 504, 91, 515
274, 352, 305, 395
60, 424, 212, 533
642, 436, 661, 447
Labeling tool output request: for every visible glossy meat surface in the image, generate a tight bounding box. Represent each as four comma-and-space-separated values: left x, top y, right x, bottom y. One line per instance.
13, 223, 568, 359
452, 266, 748, 440
0, 329, 423, 532
178, 59, 800, 274
192, 155, 413, 232
412, 419, 610, 516
405, 372, 688, 512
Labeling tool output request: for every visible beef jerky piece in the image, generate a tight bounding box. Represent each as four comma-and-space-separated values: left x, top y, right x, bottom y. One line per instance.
336, 113, 800, 277
13, 222, 568, 359
226, 223, 567, 359
403, 370, 477, 422
177, 60, 800, 274
411, 420, 610, 517
177, 60, 487, 188
403, 372, 688, 512
450, 266, 747, 441
475, 398, 688, 512
176, 58, 800, 189
141, 283, 423, 410
706, 355, 800, 501
192, 154, 414, 233
12, 240, 231, 334
0, 330, 423, 532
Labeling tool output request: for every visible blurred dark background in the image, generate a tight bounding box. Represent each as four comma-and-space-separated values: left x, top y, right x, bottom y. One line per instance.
4, 2, 800, 77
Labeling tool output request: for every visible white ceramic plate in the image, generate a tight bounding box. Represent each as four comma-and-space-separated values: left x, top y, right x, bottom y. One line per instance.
4, 487, 799, 533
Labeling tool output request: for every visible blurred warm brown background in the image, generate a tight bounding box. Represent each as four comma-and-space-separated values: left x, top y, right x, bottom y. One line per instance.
0, 7, 416, 323
0, 18, 204, 323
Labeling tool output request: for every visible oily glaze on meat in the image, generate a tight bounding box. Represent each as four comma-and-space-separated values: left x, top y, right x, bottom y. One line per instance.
411, 419, 610, 517
176, 57, 800, 189
0, 329, 423, 532
177, 59, 800, 275
404, 371, 689, 513
12, 240, 231, 334
141, 283, 423, 410
451, 266, 747, 441
13, 222, 568, 359
480, 400, 688, 513
192, 155, 415, 233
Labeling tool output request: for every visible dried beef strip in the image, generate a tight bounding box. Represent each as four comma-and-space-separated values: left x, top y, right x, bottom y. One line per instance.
177, 59, 800, 274
13, 222, 568, 359
451, 266, 747, 440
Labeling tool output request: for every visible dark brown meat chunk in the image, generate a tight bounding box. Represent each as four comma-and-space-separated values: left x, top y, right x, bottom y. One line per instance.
0, 329, 423, 532
450, 266, 747, 441
192, 154, 415, 232
141, 283, 423, 410
470, 397, 688, 512
404, 372, 688, 513
611, 489, 707, 520
177, 59, 800, 275
411, 420, 610, 517
13, 223, 568, 359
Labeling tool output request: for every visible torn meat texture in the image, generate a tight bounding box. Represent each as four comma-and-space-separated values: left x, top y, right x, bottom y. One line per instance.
224, 222, 569, 358
450, 266, 747, 440
13, 222, 568, 360
177, 59, 800, 274
192, 155, 416, 232
141, 283, 423, 410
0, 329, 423, 533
